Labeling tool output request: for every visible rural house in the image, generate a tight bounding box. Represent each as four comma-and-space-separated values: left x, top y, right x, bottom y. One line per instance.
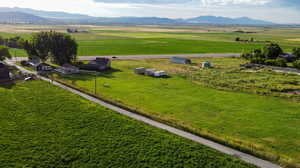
0, 63, 10, 83
171, 57, 192, 64
67, 28, 88, 33
27, 59, 53, 72
36, 63, 53, 72
28, 58, 41, 68
82, 58, 111, 71
55, 64, 80, 75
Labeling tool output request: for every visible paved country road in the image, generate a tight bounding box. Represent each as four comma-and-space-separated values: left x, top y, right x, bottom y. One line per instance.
7, 61, 281, 168
12, 53, 240, 61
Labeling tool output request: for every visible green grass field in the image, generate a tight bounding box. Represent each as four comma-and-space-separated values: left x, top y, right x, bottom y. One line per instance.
50, 58, 300, 167
1, 26, 299, 57
0, 80, 256, 168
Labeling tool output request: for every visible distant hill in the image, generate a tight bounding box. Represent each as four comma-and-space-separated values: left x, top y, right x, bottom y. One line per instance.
186, 16, 274, 25
0, 7, 92, 20
0, 12, 50, 24
0, 7, 276, 25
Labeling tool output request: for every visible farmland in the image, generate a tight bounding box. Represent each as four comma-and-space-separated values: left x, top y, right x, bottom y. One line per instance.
0, 80, 256, 168
0, 25, 300, 57
49, 57, 300, 167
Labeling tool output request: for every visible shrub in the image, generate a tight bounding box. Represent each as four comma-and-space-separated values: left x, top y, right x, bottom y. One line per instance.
20, 60, 29, 66
250, 57, 265, 64
265, 59, 277, 66
0, 45, 11, 61
265, 58, 287, 67
293, 60, 300, 69
241, 52, 251, 60
275, 58, 288, 67
292, 48, 300, 60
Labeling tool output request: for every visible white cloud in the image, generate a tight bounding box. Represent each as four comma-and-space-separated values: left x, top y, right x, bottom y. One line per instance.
199, 0, 270, 6
0, 0, 299, 23
0, 0, 135, 17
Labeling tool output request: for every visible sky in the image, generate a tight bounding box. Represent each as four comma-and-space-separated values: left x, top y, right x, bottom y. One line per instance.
0, 0, 300, 24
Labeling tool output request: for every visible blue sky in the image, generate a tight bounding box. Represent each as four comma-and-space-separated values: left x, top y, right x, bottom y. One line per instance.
0, 0, 300, 23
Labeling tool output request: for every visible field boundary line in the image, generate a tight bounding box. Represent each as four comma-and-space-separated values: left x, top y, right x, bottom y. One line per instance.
13, 53, 240, 61
8, 61, 281, 168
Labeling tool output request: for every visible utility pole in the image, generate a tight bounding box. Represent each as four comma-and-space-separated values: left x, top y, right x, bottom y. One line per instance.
14, 49, 17, 62
94, 74, 97, 95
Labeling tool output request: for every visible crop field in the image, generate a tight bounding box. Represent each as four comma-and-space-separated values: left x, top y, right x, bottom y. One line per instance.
0, 25, 299, 57
50, 57, 300, 167
0, 80, 257, 168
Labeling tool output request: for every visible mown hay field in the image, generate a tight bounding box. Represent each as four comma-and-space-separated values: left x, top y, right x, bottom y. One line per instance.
0, 25, 299, 57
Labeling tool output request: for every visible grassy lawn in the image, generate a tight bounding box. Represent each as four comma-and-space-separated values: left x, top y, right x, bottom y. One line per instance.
8, 48, 28, 57
50, 58, 300, 167
1, 27, 299, 57
0, 80, 256, 168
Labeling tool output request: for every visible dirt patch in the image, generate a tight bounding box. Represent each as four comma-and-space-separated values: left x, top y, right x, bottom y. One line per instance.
262, 137, 276, 143
286, 38, 300, 42
0, 25, 98, 34
92, 26, 210, 33
0, 24, 267, 34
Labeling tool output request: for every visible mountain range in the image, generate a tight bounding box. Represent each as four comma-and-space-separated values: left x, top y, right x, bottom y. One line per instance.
0, 7, 275, 25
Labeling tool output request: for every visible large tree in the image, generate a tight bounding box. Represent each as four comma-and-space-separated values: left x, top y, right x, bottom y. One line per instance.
263, 43, 283, 59
49, 31, 78, 65
24, 32, 52, 61
0, 45, 11, 61
24, 31, 77, 64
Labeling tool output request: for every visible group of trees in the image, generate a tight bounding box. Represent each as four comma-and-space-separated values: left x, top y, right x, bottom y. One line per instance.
23, 31, 78, 65
235, 37, 254, 42
0, 36, 25, 49
0, 36, 24, 62
235, 37, 272, 44
242, 43, 300, 68
0, 31, 78, 65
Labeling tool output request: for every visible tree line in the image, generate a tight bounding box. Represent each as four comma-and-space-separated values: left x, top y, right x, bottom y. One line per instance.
0, 36, 24, 61
242, 43, 300, 69
0, 36, 25, 49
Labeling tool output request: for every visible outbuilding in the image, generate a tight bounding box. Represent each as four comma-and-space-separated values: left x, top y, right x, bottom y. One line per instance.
154, 71, 166, 77
82, 58, 111, 71
134, 67, 146, 75
171, 57, 192, 64
0, 63, 10, 83
145, 68, 156, 76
